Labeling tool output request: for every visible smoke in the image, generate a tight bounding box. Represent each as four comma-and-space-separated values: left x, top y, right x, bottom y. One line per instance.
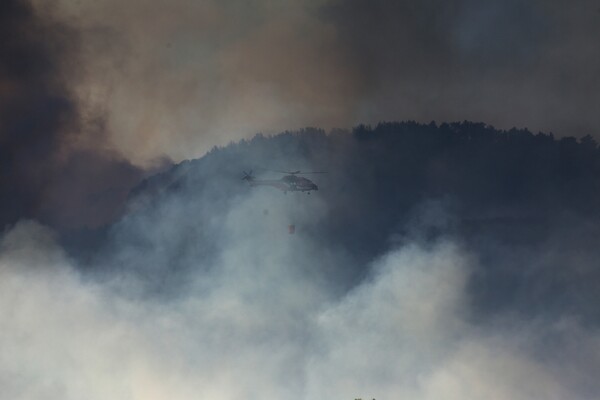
34, 0, 356, 165
3, 121, 600, 398
2, 205, 599, 399
0, 0, 149, 231
24, 0, 600, 165
321, 0, 600, 137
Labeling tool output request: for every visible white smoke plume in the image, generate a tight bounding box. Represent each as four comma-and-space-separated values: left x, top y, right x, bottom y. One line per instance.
1, 188, 599, 399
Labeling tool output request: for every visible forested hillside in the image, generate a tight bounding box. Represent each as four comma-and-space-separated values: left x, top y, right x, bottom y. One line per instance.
92, 121, 600, 320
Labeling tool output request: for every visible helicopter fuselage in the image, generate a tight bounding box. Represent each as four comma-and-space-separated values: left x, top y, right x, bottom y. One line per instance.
247, 175, 318, 193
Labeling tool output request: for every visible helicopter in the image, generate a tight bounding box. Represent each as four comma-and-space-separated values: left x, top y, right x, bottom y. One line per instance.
242, 170, 325, 194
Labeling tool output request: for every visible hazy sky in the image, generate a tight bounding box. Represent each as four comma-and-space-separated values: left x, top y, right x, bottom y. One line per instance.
30, 0, 600, 164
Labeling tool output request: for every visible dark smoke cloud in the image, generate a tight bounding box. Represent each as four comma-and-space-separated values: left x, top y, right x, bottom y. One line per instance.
36, 0, 600, 164
0, 0, 149, 231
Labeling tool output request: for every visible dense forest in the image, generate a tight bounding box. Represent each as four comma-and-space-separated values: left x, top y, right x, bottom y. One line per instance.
68, 121, 600, 322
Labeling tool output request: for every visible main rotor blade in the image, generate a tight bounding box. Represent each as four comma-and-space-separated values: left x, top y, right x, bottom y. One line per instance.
271, 170, 326, 175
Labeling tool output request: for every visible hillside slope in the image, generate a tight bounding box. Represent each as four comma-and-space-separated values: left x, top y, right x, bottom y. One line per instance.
95, 121, 600, 321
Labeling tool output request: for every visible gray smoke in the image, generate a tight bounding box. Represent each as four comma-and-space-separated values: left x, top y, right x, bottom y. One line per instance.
0, 0, 151, 231
2, 125, 600, 399
1, 206, 599, 399
32, 0, 600, 164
